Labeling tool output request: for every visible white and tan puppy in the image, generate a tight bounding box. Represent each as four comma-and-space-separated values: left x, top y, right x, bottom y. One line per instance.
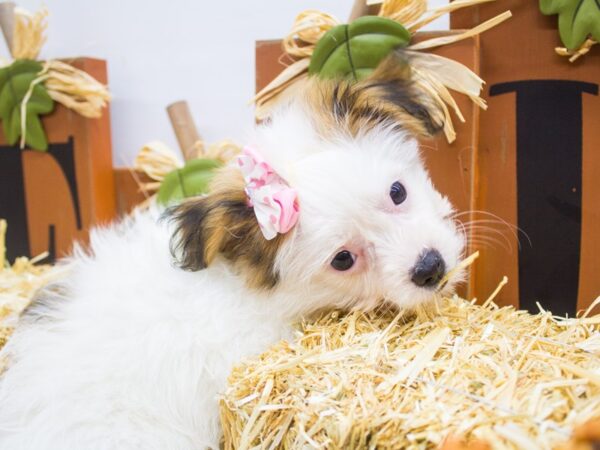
0, 52, 465, 449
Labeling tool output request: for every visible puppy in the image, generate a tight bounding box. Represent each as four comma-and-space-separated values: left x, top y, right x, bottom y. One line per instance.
0, 52, 465, 449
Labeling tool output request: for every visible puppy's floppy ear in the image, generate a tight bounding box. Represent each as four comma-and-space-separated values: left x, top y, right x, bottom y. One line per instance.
166, 167, 287, 289
360, 49, 444, 136
309, 49, 443, 138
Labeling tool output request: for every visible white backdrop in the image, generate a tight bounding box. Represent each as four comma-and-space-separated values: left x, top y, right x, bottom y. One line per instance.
15, 0, 448, 166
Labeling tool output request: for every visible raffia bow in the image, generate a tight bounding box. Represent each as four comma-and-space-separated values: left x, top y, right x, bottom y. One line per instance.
253, 0, 512, 144
10, 6, 111, 118
132, 139, 241, 205
0, 5, 111, 149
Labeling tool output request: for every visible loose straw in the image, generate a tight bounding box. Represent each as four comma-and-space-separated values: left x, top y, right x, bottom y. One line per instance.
439, 250, 479, 291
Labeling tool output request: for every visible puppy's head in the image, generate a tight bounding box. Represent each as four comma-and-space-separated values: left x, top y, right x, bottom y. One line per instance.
168, 50, 465, 315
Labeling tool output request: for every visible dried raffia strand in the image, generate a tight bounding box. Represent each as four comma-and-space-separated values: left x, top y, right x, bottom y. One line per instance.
407, 10, 513, 51
11, 6, 46, 60
135, 141, 183, 183
19, 67, 49, 148
556, 38, 598, 63
403, 0, 496, 32
377, 0, 427, 28
204, 139, 241, 163
221, 255, 600, 449
410, 66, 457, 142
369, 0, 497, 33
252, 59, 309, 120
283, 10, 339, 58
132, 141, 184, 197
42, 60, 111, 118
406, 50, 486, 109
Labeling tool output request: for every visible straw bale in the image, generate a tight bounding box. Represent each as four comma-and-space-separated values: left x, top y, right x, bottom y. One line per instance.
221, 279, 600, 449
0, 220, 64, 356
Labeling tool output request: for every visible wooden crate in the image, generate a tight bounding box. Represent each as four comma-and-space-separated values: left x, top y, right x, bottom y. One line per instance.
113, 168, 153, 215
0, 58, 115, 262
452, 1, 600, 315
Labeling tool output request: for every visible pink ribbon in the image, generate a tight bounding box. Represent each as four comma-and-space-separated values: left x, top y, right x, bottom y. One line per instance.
237, 146, 299, 240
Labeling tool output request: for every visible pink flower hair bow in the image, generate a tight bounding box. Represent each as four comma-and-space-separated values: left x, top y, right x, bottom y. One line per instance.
237, 146, 299, 240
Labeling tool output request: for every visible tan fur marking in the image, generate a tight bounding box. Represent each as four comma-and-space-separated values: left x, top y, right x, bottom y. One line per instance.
169, 167, 290, 290
303, 50, 443, 139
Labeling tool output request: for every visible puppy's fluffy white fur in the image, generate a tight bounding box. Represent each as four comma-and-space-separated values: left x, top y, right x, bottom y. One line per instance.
0, 94, 464, 449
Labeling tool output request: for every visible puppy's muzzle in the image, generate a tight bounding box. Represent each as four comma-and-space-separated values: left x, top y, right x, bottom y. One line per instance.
411, 249, 445, 288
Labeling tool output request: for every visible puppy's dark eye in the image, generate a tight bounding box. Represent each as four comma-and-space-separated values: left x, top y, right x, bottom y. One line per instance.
331, 251, 355, 271
390, 181, 407, 205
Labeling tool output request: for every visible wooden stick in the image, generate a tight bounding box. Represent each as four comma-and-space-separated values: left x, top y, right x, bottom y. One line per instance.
0, 1, 15, 56
166, 101, 202, 161
347, 0, 379, 21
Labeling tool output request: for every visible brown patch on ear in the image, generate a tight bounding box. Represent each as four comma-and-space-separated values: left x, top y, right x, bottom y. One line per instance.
305, 49, 443, 138
167, 167, 289, 290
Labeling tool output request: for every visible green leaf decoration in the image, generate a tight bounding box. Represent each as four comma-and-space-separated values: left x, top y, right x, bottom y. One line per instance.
540, 0, 600, 50
0, 59, 54, 151
308, 16, 411, 81
157, 158, 223, 205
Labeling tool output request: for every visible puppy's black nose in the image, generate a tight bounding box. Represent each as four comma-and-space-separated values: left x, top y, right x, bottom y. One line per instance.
411, 249, 445, 288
